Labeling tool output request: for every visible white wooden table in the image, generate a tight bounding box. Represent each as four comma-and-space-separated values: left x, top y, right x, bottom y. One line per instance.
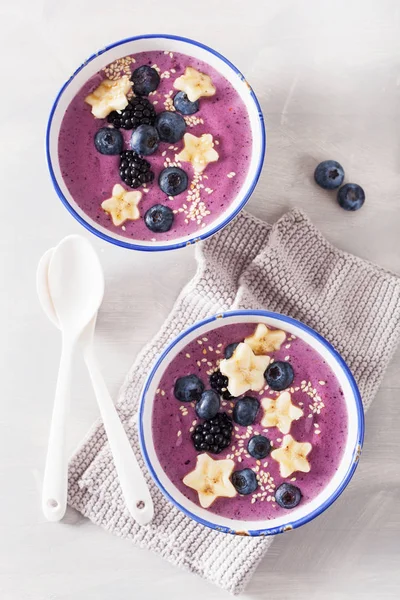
1, 1, 399, 598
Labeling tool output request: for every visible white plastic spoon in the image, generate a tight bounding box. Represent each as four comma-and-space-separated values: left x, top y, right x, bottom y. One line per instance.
41, 235, 104, 521
37, 241, 153, 525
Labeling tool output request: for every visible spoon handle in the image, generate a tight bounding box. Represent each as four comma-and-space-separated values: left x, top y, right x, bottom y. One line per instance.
84, 348, 154, 526
42, 337, 73, 521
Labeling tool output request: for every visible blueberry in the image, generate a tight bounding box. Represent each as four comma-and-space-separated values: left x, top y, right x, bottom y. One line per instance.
224, 342, 239, 359
195, 390, 220, 420
144, 204, 174, 233
247, 435, 271, 459
231, 469, 258, 495
337, 183, 365, 211
130, 65, 160, 96
314, 160, 345, 190
130, 124, 159, 156
155, 111, 186, 143
94, 127, 123, 155
275, 483, 302, 509
173, 91, 200, 115
174, 374, 205, 403
159, 167, 188, 196
265, 361, 294, 391
232, 396, 260, 426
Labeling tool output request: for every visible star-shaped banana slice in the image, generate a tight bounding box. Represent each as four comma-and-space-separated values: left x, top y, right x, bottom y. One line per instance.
176, 133, 219, 173
85, 76, 132, 118
219, 342, 270, 397
271, 434, 312, 478
244, 323, 286, 355
101, 184, 142, 226
183, 453, 237, 508
173, 66, 216, 102
261, 391, 303, 434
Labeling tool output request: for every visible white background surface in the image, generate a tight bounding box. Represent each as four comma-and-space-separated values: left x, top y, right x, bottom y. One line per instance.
1, 1, 400, 599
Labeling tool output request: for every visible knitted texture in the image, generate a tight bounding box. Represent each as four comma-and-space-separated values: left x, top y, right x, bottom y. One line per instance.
68, 208, 400, 595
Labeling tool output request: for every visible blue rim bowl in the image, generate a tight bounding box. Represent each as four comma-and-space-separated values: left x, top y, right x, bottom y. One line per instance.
46, 34, 266, 252
139, 310, 364, 536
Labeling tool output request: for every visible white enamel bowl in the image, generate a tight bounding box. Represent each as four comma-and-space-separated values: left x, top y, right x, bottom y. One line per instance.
46, 34, 265, 252
139, 310, 364, 536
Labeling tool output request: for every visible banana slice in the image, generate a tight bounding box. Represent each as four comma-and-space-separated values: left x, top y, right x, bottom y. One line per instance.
85, 76, 132, 118
271, 434, 312, 478
219, 342, 270, 397
173, 66, 216, 102
261, 391, 303, 434
183, 453, 236, 508
176, 132, 219, 173
244, 323, 286, 355
101, 184, 142, 226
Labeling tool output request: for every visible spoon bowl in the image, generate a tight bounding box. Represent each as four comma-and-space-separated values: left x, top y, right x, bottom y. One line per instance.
48, 235, 104, 339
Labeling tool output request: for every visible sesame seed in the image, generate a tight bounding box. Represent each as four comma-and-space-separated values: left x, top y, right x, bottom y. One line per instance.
185, 353, 190, 358
319, 381, 326, 386
202, 348, 207, 355
177, 430, 181, 437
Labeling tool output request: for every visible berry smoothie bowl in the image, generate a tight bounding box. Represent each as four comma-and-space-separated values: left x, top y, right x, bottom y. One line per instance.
46, 35, 265, 251
139, 310, 364, 536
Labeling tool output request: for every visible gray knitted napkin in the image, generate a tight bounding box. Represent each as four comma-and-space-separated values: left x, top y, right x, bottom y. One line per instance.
68, 208, 400, 595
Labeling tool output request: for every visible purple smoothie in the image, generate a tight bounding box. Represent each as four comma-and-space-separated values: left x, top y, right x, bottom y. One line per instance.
152, 323, 348, 521
58, 50, 252, 241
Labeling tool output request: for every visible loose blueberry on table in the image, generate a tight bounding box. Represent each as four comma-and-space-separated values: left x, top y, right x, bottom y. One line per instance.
337, 183, 365, 211
58, 49, 253, 241
314, 160, 345, 190
152, 322, 348, 519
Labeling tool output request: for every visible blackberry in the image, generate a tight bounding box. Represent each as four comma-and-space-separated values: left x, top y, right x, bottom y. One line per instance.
107, 97, 156, 130
119, 150, 154, 189
191, 412, 233, 454
209, 370, 234, 400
